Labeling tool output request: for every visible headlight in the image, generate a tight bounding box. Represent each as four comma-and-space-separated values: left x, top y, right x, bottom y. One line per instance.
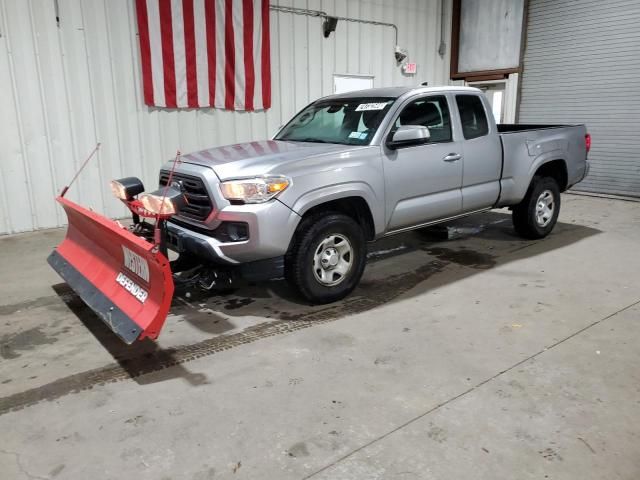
110, 177, 145, 200
138, 187, 186, 215
220, 176, 291, 204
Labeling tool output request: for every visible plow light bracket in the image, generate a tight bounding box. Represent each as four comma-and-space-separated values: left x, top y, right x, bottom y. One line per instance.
111, 177, 145, 200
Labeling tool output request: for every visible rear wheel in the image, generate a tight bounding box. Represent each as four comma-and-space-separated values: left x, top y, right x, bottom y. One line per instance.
512, 176, 561, 239
285, 213, 367, 304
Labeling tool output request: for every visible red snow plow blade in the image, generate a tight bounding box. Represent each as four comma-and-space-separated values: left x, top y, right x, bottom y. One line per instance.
48, 196, 174, 344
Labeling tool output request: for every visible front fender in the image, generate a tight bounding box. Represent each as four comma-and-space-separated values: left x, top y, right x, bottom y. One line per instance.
285, 182, 384, 236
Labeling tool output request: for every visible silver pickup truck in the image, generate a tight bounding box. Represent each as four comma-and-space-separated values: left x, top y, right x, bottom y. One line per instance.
48, 86, 590, 342
158, 86, 589, 304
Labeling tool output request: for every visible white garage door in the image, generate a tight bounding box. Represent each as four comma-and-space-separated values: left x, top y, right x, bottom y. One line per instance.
518, 0, 640, 197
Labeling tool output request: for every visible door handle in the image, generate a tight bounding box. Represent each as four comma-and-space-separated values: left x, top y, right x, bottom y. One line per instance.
443, 153, 462, 162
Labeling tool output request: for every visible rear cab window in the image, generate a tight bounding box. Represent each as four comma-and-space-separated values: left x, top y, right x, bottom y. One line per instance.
455, 94, 489, 140
391, 95, 452, 143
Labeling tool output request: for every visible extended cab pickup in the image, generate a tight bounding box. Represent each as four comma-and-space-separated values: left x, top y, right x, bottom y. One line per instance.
143, 86, 590, 303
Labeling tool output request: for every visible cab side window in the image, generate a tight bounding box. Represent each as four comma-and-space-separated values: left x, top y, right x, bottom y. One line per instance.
455, 95, 489, 140
392, 95, 452, 143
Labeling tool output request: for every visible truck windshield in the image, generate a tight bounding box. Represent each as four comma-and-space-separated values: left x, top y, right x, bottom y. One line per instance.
275, 97, 395, 145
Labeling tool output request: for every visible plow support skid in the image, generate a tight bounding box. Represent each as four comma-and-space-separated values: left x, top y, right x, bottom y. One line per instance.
48, 197, 174, 344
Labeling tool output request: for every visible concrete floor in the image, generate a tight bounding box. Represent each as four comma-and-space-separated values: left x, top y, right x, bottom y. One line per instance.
0, 193, 639, 480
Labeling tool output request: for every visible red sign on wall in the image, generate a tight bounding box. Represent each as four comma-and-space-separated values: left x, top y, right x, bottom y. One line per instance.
403, 63, 417, 74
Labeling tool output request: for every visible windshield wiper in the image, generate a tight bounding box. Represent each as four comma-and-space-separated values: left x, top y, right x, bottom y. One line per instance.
290, 138, 330, 144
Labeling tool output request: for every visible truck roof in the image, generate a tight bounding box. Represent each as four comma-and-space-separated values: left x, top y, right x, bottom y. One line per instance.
321, 85, 481, 101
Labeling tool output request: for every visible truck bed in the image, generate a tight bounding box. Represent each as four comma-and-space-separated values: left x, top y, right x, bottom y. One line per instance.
496, 123, 588, 207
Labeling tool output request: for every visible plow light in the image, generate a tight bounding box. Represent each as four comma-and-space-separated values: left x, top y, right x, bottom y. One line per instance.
138, 187, 186, 215
110, 177, 145, 200
220, 176, 291, 204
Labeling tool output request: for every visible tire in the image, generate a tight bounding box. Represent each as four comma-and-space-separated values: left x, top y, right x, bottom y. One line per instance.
512, 176, 561, 239
285, 212, 367, 304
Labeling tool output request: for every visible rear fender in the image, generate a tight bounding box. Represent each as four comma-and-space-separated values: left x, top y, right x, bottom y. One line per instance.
499, 151, 568, 206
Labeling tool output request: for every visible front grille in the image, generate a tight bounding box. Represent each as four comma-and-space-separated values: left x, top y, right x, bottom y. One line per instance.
159, 171, 213, 221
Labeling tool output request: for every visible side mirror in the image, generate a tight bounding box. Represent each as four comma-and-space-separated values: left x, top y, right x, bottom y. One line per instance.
387, 125, 430, 150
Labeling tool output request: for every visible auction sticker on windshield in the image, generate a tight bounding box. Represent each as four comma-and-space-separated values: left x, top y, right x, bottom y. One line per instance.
355, 103, 387, 111
349, 131, 368, 139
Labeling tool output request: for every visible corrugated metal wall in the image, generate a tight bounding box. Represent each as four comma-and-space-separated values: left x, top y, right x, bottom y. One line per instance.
0, 0, 452, 234
519, 0, 640, 197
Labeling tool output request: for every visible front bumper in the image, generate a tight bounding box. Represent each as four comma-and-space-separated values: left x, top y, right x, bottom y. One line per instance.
166, 199, 301, 265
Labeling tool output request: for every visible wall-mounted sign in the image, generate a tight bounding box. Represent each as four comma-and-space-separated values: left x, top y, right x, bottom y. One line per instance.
403, 63, 417, 74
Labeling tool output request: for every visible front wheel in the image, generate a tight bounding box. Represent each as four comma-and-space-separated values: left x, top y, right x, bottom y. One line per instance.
285, 213, 367, 304
512, 176, 561, 239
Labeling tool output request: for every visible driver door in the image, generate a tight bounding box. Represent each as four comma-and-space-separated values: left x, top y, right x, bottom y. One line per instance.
383, 94, 463, 231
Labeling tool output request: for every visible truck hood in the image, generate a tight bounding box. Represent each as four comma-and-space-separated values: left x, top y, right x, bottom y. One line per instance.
179, 140, 369, 180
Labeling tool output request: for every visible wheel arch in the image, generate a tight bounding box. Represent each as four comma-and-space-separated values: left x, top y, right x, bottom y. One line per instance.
533, 158, 569, 192
299, 196, 376, 241
290, 184, 383, 241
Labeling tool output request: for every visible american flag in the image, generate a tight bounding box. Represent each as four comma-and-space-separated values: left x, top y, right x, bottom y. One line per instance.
135, 0, 271, 111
